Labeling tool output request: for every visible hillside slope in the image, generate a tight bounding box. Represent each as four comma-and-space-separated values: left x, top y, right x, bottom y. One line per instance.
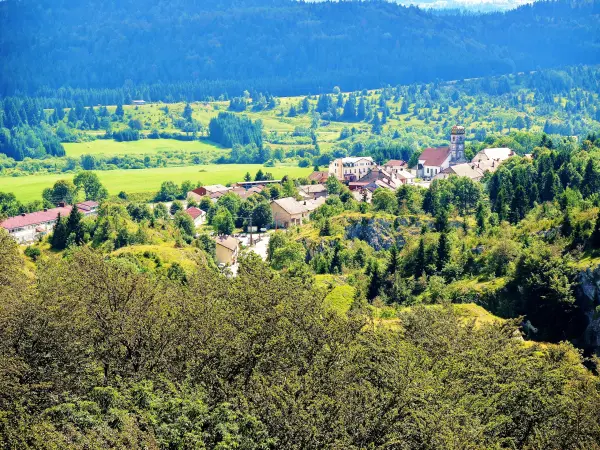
1, 0, 598, 96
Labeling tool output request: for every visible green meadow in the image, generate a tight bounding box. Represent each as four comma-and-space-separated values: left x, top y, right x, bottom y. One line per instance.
63, 138, 225, 157
2, 164, 312, 203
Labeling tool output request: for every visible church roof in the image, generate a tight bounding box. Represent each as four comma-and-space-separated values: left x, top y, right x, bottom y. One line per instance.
419, 147, 451, 167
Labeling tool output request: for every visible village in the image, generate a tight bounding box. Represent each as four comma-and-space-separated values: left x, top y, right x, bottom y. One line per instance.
1, 125, 518, 271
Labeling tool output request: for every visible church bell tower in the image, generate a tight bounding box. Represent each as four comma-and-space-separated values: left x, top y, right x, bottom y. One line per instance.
450, 125, 465, 162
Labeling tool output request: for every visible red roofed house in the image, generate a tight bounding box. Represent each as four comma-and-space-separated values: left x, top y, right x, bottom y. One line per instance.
417, 147, 452, 180
185, 207, 206, 226
308, 171, 329, 184
383, 159, 407, 175
1, 201, 99, 244
187, 185, 231, 202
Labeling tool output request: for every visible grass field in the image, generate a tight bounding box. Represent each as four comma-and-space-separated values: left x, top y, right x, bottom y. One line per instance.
64, 138, 225, 157
1, 164, 312, 203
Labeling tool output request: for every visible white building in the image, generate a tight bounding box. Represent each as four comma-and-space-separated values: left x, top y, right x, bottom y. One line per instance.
328, 157, 376, 182
1, 201, 99, 244
416, 147, 452, 179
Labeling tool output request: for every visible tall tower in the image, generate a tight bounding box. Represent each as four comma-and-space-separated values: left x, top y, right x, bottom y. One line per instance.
450, 125, 465, 162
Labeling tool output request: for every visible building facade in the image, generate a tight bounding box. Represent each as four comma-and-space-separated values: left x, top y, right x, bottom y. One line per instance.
328, 157, 376, 182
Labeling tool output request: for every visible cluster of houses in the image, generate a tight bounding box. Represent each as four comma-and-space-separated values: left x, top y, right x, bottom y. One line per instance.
1, 125, 518, 270
0, 201, 99, 244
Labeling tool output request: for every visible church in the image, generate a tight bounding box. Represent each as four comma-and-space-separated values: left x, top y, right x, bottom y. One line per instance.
416, 125, 466, 179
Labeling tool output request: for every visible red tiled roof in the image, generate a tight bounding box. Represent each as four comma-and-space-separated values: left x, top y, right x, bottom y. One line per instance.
77, 200, 99, 211
384, 159, 406, 167
419, 147, 451, 167
1, 206, 72, 230
185, 207, 205, 220
308, 171, 329, 182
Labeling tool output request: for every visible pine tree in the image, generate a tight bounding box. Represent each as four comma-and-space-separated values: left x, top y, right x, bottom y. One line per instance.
50, 213, 68, 250
582, 159, 600, 198
436, 230, 451, 272
509, 185, 528, 223
561, 211, 573, 238
357, 96, 366, 121
414, 238, 426, 278
66, 205, 83, 245
367, 260, 381, 301
115, 103, 124, 119
387, 245, 400, 276
183, 103, 193, 121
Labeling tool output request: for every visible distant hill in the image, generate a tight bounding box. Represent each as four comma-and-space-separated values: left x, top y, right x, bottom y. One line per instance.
307, 0, 536, 13
0, 0, 598, 97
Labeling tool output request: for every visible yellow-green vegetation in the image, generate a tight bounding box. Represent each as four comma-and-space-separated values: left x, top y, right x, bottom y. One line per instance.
64, 138, 225, 157
112, 243, 207, 271
315, 274, 356, 314
1, 164, 311, 202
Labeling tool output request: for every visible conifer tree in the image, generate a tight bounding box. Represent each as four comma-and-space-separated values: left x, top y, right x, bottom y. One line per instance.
436, 230, 451, 271
50, 213, 68, 250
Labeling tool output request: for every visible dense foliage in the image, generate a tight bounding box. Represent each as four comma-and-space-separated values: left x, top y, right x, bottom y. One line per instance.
1, 0, 599, 99
1, 233, 600, 449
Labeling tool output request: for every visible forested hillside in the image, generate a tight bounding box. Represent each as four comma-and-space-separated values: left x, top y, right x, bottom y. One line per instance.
1, 0, 598, 98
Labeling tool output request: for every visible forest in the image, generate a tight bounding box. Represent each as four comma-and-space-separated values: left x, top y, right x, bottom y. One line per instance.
1, 0, 599, 98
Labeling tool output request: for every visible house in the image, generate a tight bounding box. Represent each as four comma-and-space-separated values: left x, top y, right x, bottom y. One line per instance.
383, 160, 407, 176
233, 179, 281, 189
188, 185, 231, 202
76, 200, 100, 216
396, 169, 415, 185
214, 235, 240, 265
433, 163, 485, 182
298, 184, 328, 200
471, 147, 514, 163
270, 197, 309, 228
1, 201, 99, 244
416, 147, 452, 179
185, 207, 206, 226
328, 157, 376, 182
357, 168, 400, 191
132, 100, 146, 106
303, 197, 327, 213
308, 171, 329, 184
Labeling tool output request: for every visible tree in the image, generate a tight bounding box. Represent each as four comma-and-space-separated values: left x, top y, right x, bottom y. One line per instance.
436, 230, 451, 271
372, 189, 397, 214
251, 202, 272, 229
320, 218, 332, 237
326, 175, 342, 195
213, 208, 234, 235
244, 172, 252, 182
434, 207, 449, 232
174, 211, 196, 237
582, 159, 600, 198
156, 181, 180, 202
183, 103, 193, 121
50, 213, 69, 249
115, 103, 124, 119
476, 202, 487, 234
509, 185, 528, 223
414, 237, 426, 277
170, 200, 184, 216
154, 202, 169, 220
43, 179, 77, 205
65, 203, 84, 245
73, 171, 108, 201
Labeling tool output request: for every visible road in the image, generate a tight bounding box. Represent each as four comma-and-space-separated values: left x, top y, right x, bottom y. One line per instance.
228, 233, 270, 276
